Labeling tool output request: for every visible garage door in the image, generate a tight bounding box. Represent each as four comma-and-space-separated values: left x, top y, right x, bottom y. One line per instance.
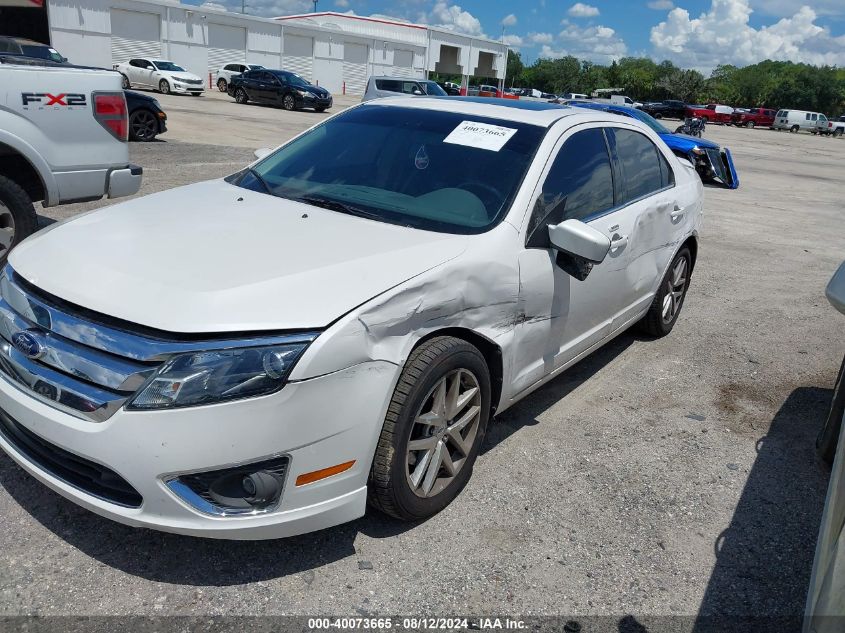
207, 23, 246, 75
392, 49, 415, 78
343, 43, 368, 95
283, 34, 313, 81
110, 9, 161, 64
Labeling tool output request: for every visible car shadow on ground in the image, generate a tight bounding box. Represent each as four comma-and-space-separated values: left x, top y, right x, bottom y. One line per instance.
688, 386, 832, 633
0, 331, 638, 586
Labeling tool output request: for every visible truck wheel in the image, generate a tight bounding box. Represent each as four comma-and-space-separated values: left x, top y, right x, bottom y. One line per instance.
834, 129, 843, 138
0, 175, 38, 263
368, 336, 491, 520
745, 121, 755, 128
159, 79, 171, 95
790, 125, 799, 133
818, 355, 845, 466
639, 247, 692, 338
120, 74, 130, 89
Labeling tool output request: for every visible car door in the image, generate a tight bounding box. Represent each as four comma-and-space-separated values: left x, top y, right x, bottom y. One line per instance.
137, 59, 157, 87
240, 70, 262, 100
605, 126, 690, 330
510, 124, 639, 396
127, 59, 145, 85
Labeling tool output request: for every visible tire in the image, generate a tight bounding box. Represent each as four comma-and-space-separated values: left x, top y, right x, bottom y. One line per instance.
745, 121, 755, 128
282, 94, 296, 111
0, 175, 38, 264
817, 355, 845, 466
235, 88, 248, 104
654, 113, 663, 120
790, 125, 799, 133
120, 74, 130, 89
833, 129, 843, 138
128, 108, 159, 142
159, 79, 170, 95
639, 246, 693, 338
217, 78, 227, 92
368, 336, 491, 521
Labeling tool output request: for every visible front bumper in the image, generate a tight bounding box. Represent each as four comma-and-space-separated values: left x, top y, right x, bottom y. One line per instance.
298, 93, 333, 109
693, 148, 739, 190
172, 83, 204, 94
0, 360, 399, 539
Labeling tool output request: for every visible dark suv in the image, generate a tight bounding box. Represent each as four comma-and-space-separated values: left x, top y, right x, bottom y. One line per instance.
0, 37, 67, 63
640, 100, 687, 120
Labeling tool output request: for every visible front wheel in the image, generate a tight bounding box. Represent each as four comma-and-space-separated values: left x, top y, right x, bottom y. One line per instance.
790, 125, 800, 133
745, 121, 755, 128
282, 94, 296, 111
217, 78, 227, 92
235, 88, 248, 104
368, 337, 491, 520
818, 355, 845, 466
0, 175, 37, 264
639, 247, 692, 338
159, 79, 171, 95
129, 108, 159, 141
120, 74, 130, 89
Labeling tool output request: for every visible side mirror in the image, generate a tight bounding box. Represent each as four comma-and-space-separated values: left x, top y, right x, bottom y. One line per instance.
412, 89, 424, 96
548, 219, 611, 281
253, 147, 272, 160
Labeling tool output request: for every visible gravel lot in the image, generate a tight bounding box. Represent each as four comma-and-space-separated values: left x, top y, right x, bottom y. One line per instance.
1, 91, 844, 629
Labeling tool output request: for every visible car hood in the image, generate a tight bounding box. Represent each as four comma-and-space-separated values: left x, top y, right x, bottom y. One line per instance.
9, 180, 469, 333
165, 71, 202, 82
661, 133, 720, 152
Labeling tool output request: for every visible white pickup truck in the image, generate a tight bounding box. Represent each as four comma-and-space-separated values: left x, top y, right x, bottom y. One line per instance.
0, 57, 142, 260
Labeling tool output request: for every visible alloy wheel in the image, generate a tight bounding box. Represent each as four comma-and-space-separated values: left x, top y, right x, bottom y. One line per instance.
217, 79, 227, 92
130, 110, 157, 141
661, 256, 688, 324
405, 369, 482, 498
0, 201, 16, 257
283, 95, 295, 110
159, 80, 170, 95
236, 89, 247, 104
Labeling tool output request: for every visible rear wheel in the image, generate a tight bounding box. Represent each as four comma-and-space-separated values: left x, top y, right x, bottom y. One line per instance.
745, 121, 755, 128
282, 94, 296, 111
818, 355, 845, 466
368, 337, 491, 520
0, 175, 37, 264
129, 108, 159, 141
217, 78, 227, 92
235, 88, 248, 104
159, 79, 170, 95
835, 129, 844, 138
639, 247, 692, 338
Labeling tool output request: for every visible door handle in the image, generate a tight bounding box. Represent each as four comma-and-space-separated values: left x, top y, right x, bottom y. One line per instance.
609, 233, 629, 251
670, 204, 685, 222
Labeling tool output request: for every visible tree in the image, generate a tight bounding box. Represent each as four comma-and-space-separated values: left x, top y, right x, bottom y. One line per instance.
506, 49, 524, 87
657, 68, 706, 103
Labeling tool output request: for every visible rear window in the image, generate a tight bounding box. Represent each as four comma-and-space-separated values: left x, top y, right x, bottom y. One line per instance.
19, 44, 63, 63
236, 105, 546, 234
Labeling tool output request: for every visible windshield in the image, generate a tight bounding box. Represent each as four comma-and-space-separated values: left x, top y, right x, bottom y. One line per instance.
154, 61, 185, 72
286, 73, 310, 87
423, 81, 447, 96
249, 64, 265, 70
20, 44, 63, 63
235, 105, 545, 234
634, 111, 672, 135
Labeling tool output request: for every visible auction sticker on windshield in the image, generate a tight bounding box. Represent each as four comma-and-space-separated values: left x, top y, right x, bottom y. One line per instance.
443, 121, 517, 152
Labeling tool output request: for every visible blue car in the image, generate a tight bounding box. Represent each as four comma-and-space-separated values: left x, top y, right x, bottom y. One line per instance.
568, 101, 739, 189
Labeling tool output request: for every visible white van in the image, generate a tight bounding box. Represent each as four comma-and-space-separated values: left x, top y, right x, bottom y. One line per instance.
773, 109, 828, 133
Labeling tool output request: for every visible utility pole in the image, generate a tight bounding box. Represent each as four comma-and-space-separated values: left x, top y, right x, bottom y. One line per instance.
312, 0, 318, 12
241, 0, 245, 13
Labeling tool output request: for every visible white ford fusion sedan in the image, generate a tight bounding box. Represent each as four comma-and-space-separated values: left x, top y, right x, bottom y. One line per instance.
0, 97, 702, 539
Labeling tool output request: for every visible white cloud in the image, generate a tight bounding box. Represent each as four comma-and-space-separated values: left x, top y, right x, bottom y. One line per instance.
647, 0, 674, 9
237, 0, 312, 17
502, 34, 524, 47
425, 1, 485, 36
752, 0, 845, 18
529, 32, 555, 45
650, 0, 845, 71
501, 13, 517, 27
334, 0, 349, 7
540, 22, 627, 63
568, 3, 600, 18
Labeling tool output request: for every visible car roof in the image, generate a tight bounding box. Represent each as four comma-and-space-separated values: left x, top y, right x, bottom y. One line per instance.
364, 96, 591, 127
0, 37, 46, 46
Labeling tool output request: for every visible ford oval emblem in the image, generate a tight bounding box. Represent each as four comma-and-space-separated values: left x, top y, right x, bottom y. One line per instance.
11, 331, 44, 360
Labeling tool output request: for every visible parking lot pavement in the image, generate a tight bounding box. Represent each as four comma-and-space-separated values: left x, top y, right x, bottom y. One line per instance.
1, 118, 844, 625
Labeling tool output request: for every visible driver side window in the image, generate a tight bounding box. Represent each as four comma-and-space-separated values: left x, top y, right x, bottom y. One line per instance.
526, 128, 615, 247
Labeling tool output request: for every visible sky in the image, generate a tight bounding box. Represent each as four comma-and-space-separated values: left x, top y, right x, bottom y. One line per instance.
190, 0, 845, 73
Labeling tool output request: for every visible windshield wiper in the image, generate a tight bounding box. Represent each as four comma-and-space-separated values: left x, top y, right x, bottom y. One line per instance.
294, 195, 385, 222
246, 168, 272, 194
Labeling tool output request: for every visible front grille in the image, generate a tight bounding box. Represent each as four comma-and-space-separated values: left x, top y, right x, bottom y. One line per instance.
0, 409, 142, 507
180, 78, 203, 85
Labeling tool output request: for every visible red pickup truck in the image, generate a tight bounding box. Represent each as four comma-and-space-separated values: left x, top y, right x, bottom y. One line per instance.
685, 103, 734, 124
732, 107, 777, 128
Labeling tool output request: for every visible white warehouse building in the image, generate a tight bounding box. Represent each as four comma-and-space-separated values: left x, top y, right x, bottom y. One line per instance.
45, 0, 509, 95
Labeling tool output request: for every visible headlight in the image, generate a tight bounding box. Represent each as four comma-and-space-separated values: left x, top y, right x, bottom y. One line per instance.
297, 89, 311, 97
127, 343, 308, 410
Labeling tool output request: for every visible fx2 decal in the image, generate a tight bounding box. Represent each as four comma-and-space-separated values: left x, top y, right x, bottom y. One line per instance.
21, 93, 87, 108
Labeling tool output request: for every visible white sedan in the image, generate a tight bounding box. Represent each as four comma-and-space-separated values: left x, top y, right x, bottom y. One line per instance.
114, 58, 204, 96
0, 98, 702, 539
215, 62, 265, 92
